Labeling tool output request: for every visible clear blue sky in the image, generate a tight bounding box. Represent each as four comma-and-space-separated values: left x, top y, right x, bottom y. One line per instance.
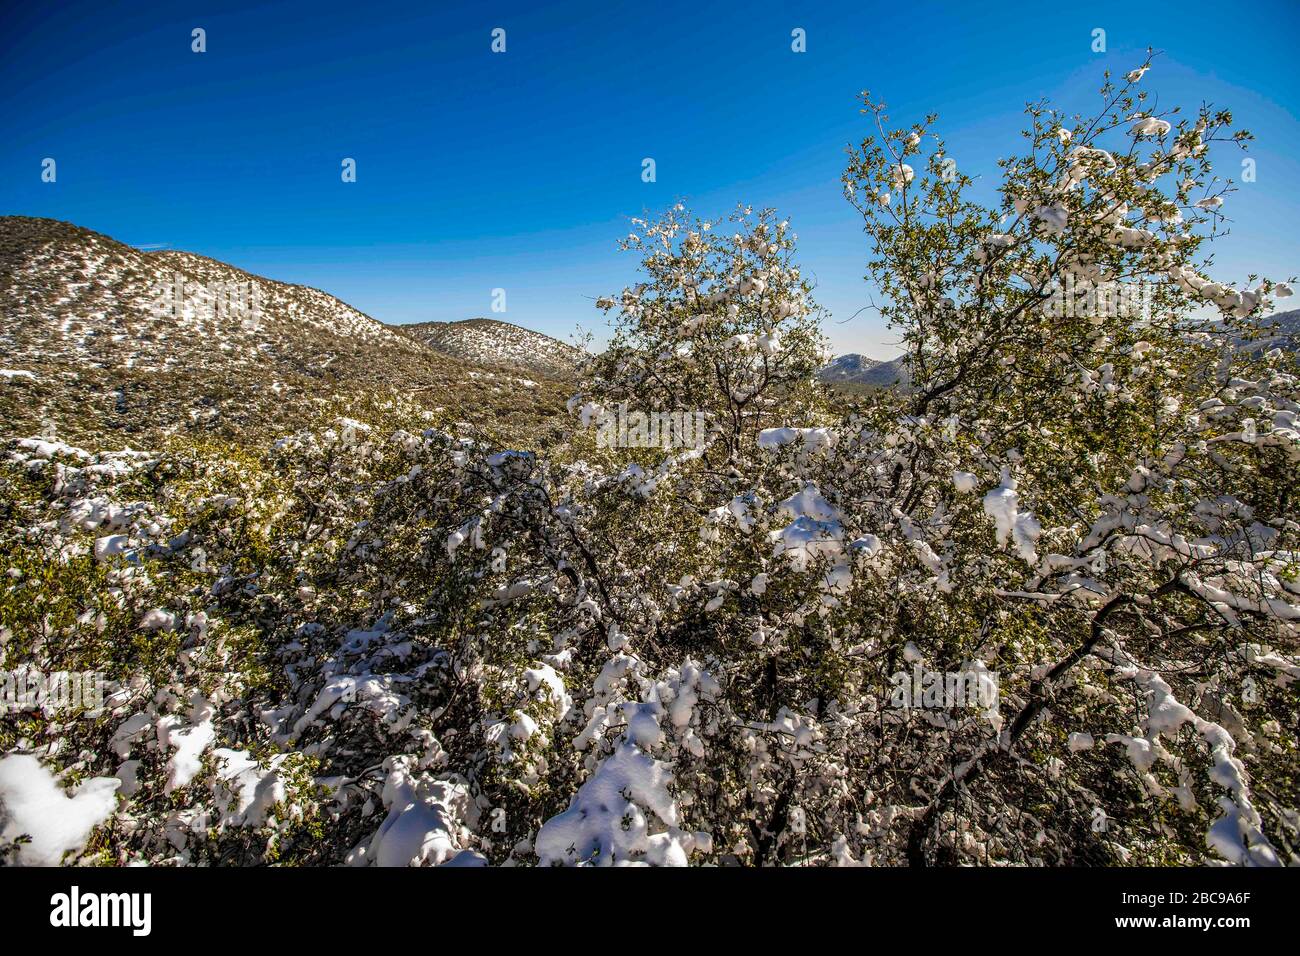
3, 0, 1298, 359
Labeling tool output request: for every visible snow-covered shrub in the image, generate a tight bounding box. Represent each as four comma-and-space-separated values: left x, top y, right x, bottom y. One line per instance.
1, 61, 1296, 866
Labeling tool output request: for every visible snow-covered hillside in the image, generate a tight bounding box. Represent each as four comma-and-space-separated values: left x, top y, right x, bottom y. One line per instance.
399, 318, 586, 379
1232, 307, 1299, 355
0, 217, 568, 445
818, 353, 910, 389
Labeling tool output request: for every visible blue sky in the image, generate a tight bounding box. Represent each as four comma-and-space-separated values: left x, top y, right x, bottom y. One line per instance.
3, 0, 1298, 359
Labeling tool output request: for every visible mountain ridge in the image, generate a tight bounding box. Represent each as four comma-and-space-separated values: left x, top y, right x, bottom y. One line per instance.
817, 352, 910, 389
397, 317, 587, 379
0, 216, 569, 446
818, 309, 1300, 390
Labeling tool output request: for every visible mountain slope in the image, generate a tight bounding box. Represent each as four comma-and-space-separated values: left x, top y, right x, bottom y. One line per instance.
399, 318, 586, 379
817, 353, 881, 383
817, 352, 910, 389
1233, 308, 1299, 354
0, 217, 568, 445
817, 308, 1298, 392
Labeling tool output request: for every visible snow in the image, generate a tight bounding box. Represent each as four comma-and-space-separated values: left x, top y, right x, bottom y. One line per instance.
757, 331, 782, 355
1129, 116, 1171, 138
139, 608, 179, 631
982, 468, 1042, 564
15, 437, 91, 461
757, 426, 834, 454
0, 754, 120, 865
534, 743, 691, 866
210, 749, 287, 828
4, 138, 1298, 871
775, 482, 840, 524
890, 163, 914, 188
158, 695, 216, 793
94, 534, 130, 562
292, 674, 411, 738
536, 661, 716, 865
524, 663, 572, 720
68, 497, 131, 532
1104, 648, 1282, 867
346, 757, 480, 867
769, 483, 850, 595
334, 418, 371, 446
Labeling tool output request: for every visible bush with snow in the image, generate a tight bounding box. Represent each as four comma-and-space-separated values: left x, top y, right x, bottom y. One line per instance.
1, 60, 1297, 867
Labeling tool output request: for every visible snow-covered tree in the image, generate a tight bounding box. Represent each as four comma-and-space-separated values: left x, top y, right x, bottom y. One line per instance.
2, 60, 1296, 867
583, 204, 829, 460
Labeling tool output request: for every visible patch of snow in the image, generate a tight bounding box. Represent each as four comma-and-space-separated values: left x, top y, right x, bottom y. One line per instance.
0, 754, 120, 865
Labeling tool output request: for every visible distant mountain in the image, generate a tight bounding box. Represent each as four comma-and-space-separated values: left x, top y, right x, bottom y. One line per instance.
1234, 308, 1299, 354
0, 217, 567, 445
399, 318, 586, 379
817, 353, 880, 382
819, 309, 1300, 392
818, 352, 910, 389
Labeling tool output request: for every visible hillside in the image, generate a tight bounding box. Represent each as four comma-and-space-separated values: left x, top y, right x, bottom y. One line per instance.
0, 218, 570, 447
817, 352, 881, 382
817, 352, 910, 390
821, 309, 1299, 393
1234, 307, 1300, 354
398, 318, 587, 379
